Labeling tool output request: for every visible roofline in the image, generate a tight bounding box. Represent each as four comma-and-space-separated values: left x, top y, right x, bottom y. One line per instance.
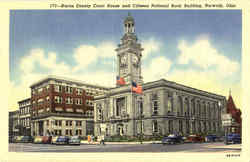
143, 78, 226, 99
17, 98, 31, 104
29, 75, 111, 90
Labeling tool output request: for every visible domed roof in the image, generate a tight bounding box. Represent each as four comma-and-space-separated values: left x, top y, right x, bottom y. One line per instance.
124, 13, 134, 23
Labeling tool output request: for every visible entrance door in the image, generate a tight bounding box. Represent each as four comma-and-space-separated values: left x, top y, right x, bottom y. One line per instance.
38, 121, 44, 136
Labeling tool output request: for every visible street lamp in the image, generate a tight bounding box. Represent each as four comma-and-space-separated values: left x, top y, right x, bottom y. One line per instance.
137, 95, 144, 144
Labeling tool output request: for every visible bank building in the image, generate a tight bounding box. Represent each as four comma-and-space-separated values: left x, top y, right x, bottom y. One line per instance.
94, 14, 227, 137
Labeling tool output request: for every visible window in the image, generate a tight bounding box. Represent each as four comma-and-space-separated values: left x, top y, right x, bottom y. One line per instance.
54, 85, 62, 92
152, 93, 158, 115
184, 99, 189, 116
76, 88, 82, 95
55, 120, 62, 126
75, 98, 82, 105
204, 102, 206, 117
116, 97, 125, 116
191, 99, 195, 115
153, 120, 158, 133
38, 88, 43, 93
76, 121, 82, 126
179, 120, 183, 134
98, 109, 102, 120
47, 120, 49, 126
65, 129, 69, 135
76, 129, 82, 135
38, 98, 44, 105
32, 90, 36, 95
65, 86, 73, 94
153, 101, 158, 115
168, 97, 173, 112
66, 97, 73, 104
208, 103, 211, 118
54, 96, 63, 103
46, 96, 50, 102
59, 130, 62, 136
186, 121, 190, 134
66, 120, 72, 126
46, 85, 50, 91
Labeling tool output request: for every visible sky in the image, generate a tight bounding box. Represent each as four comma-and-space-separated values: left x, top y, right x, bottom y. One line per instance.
9, 10, 242, 111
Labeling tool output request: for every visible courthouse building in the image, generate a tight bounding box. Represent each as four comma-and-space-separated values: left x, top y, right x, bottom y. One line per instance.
30, 75, 109, 136
94, 14, 227, 137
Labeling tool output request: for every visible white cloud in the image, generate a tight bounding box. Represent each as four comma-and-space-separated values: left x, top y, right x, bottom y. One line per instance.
143, 56, 172, 82
141, 37, 161, 60
73, 42, 116, 72
10, 42, 116, 110
177, 36, 240, 77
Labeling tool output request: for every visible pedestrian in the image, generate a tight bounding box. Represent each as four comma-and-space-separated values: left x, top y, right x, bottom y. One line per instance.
100, 135, 105, 145
88, 135, 91, 144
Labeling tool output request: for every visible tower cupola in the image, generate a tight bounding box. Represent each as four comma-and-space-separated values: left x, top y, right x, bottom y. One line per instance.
124, 13, 135, 34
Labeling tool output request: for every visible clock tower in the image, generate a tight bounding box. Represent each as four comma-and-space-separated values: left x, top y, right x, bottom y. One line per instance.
115, 13, 143, 87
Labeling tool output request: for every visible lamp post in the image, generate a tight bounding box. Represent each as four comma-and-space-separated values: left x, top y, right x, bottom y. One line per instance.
138, 95, 144, 144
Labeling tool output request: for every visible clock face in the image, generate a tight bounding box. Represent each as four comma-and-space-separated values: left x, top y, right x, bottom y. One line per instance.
121, 55, 127, 64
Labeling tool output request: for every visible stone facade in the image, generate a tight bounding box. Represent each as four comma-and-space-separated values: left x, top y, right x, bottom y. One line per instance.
94, 80, 226, 137
94, 14, 227, 137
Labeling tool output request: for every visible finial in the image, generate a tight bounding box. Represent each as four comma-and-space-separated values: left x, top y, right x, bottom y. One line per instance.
229, 88, 231, 96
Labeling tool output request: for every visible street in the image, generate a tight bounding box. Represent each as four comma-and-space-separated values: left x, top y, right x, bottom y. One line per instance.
9, 142, 241, 153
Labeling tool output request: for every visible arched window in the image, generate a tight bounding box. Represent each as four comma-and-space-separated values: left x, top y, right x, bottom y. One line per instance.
178, 96, 183, 116
184, 98, 189, 116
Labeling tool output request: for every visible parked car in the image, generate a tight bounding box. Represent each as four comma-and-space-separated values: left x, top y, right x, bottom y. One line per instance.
224, 133, 241, 145
42, 136, 52, 144
33, 136, 43, 144
187, 134, 205, 143
20, 136, 33, 143
205, 134, 217, 142
162, 134, 184, 145
15, 136, 24, 143
56, 136, 70, 145
69, 136, 81, 145
51, 136, 59, 144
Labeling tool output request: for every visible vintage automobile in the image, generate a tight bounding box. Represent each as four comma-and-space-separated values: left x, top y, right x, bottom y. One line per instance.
42, 136, 52, 144
33, 136, 43, 144
15, 136, 24, 143
162, 134, 184, 145
55, 136, 70, 145
20, 136, 33, 143
69, 136, 81, 145
187, 134, 205, 143
205, 134, 218, 142
224, 133, 241, 144
51, 136, 59, 144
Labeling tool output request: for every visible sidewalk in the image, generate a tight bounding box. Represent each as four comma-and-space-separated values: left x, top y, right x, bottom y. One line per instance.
205, 143, 241, 149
